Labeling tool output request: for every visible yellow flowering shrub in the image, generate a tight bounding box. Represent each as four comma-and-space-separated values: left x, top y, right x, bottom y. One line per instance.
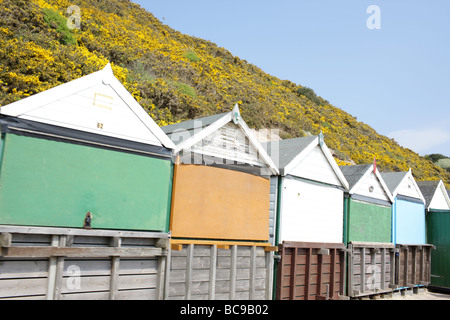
0, 0, 448, 187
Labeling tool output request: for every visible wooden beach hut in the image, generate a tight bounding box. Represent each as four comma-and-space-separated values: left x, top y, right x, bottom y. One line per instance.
0, 64, 175, 299
265, 134, 350, 300
340, 163, 394, 244
418, 180, 450, 292
161, 104, 279, 300
381, 170, 433, 291
339, 162, 395, 298
381, 169, 426, 245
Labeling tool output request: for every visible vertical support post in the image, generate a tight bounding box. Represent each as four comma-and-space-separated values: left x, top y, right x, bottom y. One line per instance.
265, 250, 274, 300
249, 246, 256, 300
46, 235, 59, 300
109, 237, 121, 300
289, 247, 297, 299
360, 247, 365, 294
381, 247, 386, 290
305, 248, 311, 300
330, 248, 336, 299
185, 244, 194, 300
348, 244, 354, 297
316, 252, 323, 298
162, 242, 171, 300
54, 235, 67, 300
209, 245, 217, 300
230, 245, 237, 300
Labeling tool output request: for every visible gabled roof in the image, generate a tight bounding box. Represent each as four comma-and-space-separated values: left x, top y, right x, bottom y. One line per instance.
265, 134, 348, 189
417, 180, 450, 210
340, 163, 394, 203
161, 104, 279, 175
380, 169, 426, 203
0, 64, 175, 150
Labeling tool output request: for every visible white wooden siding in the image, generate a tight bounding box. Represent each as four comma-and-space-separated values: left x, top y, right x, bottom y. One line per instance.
20, 83, 163, 146
190, 122, 265, 166
353, 171, 391, 202
288, 145, 342, 186
396, 175, 423, 199
429, 186, 450, 210
279, 177, 344, 243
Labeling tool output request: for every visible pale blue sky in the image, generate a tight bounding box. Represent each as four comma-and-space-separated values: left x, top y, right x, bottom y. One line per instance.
133, 0, 450, 156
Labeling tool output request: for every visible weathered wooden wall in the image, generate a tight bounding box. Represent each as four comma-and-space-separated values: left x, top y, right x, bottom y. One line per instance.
167, 242, 274, 300
276, 242, 346, 300
347, 242, 395, 298
394, 244, 433, 289
0, 226, 169, 300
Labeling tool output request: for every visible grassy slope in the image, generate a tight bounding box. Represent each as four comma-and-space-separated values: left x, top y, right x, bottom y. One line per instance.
1, 0, 449, 187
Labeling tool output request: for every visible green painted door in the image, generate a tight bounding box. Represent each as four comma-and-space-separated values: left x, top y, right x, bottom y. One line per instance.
346, 199, 392, 243
427, 209, 450, 289
0, 134, 173, 231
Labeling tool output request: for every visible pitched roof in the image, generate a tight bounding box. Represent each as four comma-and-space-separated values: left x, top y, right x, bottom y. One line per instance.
339, 164, 373, 190
339, 163, 394, 202
262, 134, 349, 189
380, 171, 408, 194
161, 104, 279, 175
0, 63, 175, 150
380, 169, 425, 203
416, 180, 440, 206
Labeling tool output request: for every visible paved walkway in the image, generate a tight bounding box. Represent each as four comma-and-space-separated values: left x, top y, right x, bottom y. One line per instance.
384, 289, 450, 300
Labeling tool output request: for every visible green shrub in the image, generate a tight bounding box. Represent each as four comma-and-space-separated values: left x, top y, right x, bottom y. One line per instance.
184, 50, 200, 63
43, 8, 77, 45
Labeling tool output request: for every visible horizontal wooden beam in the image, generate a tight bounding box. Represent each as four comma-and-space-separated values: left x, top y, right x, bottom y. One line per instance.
281, 241, 346, 249
1, 246, 163, 258
170, 238, 273, 248
0, 225, 169, 239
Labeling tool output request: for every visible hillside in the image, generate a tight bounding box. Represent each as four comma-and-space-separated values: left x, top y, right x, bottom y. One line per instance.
1, 0, 449, 187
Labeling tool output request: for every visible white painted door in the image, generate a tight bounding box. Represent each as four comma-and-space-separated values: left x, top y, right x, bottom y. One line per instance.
279, 177, 344, 243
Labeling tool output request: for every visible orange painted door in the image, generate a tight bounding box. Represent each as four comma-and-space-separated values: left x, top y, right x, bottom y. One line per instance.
170, 164, 270, 241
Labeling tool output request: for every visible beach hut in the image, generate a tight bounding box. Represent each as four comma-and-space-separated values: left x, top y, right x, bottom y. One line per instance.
339, 162, 396, 298
161, 105, 279, 300
340, 163, 394, 244
0, 64, 175, 299
418, 180, 450, 292
381, 169, 426, 245
381, 170, 433, 291
265, 134, 349, 300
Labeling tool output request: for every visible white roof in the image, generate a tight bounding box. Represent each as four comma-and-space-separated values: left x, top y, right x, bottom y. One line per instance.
0, 64, 175, 149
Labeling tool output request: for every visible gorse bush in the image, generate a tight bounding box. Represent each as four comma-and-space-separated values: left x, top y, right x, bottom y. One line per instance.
1, 0, 449, 187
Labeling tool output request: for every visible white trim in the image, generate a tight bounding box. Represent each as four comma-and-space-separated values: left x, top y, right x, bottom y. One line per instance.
0, 64, 175, 150
391, 168, 426, 204
174, 104, 279, 175
349, 164, 394, 203
428, 180, 450, 210
282, 136, 349, 190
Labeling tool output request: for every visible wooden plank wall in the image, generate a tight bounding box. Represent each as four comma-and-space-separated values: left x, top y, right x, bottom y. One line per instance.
168, 244, 273, 300
0, 227, 169, 300
347, 242, 395, 298
394, 244, 433, 289
276, 242, 346, 300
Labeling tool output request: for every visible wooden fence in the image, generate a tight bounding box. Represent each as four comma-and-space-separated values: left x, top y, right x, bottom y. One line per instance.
275, 242, 347, 300
0, 225, 169, 300
167, 241, 276, 300
347, 242, 396, 298
394, 244, 433, 289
